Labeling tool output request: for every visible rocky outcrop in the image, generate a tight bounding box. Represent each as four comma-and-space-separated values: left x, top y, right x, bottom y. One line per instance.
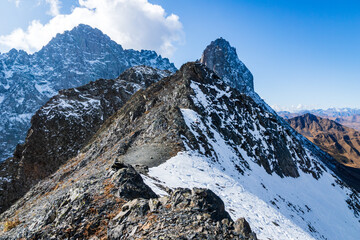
108, 187, 257, 240
0, 66, 170, 214
0, 156, 256, 239
0, 24, 176, 162
200, 38, 254, 93
199, 38, 360, 192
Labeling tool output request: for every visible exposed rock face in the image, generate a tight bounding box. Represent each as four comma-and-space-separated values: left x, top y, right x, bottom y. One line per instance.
0, 154, 256, 239
0, 66, 170, 214
108, 188, 257, 240
0, 24, 176, 162
200, 38, 360, 192
200, 38, 254, 93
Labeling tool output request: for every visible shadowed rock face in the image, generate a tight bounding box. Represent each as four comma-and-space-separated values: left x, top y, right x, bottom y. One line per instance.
0, 24, 176, 163
200, 38, 254, 93
0, 66, 170, 214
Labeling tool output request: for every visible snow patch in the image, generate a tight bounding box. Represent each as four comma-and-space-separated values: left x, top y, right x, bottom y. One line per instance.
35, 83, 57, 97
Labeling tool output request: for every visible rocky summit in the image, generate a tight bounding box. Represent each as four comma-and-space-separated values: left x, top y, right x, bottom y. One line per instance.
0, 24, 176, 162
0, 36, 360, 240
200, 38, 253, 93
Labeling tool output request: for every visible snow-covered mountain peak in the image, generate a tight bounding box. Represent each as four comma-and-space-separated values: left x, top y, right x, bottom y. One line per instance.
0, 24, 177, 162
38, 24, 121, 56
200, 38, 254, 93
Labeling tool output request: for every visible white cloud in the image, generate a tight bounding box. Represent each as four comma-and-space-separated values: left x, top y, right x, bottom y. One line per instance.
0, 0, 183, 57
45, 0, 61, 16
271, 104, 316, 112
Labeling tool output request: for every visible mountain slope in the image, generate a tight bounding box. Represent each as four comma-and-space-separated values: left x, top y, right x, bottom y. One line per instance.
0, 63, 258, 240
0, 38, 359, 240
142, 63, 360, 240
1, 62, 358, 239
0, 24, 176, 162
286, 113, 360, 191
0, 66, 170, 214
287, 113, 360, 168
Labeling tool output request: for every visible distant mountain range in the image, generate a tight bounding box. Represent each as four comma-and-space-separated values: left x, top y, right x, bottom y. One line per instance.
287, 113, 360, 169
286, 113, 360, 193
0, 24, 176, 162
279, 108, 360, 131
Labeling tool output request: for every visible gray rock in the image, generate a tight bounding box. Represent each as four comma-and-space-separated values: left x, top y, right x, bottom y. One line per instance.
111, 164, 157, 200
200, 38, 253, 93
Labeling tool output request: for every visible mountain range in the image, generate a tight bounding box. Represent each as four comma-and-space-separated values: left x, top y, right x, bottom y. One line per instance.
286, 113, 360, 192
287, 113, 360, 168
0, 26, 359, 240
0, 24, 176, 163
279, 108, 360, 131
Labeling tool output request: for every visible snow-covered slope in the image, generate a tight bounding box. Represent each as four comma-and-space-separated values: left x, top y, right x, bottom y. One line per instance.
0, 24, 176, 162
145, 77, 360, 239
138, 41, 360, 239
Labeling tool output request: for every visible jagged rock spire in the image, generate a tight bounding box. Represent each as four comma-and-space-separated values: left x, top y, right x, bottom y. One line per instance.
200, 38, 254, 93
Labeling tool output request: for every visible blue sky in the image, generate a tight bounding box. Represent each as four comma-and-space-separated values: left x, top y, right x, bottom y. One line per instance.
1, 0, 359, 111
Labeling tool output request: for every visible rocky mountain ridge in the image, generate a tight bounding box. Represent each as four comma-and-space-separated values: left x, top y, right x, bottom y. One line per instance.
0, 24, 176, 162
0, 37, 359, 240
0, 62, 260, 239
1, 61, 358, 239
0, 65, 170, 214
